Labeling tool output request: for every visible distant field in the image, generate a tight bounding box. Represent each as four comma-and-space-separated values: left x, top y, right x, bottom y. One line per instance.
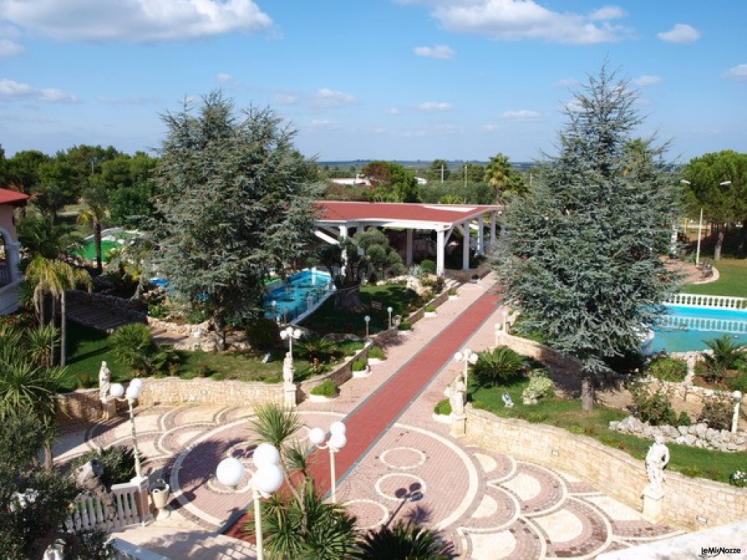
319, 160, 535, 171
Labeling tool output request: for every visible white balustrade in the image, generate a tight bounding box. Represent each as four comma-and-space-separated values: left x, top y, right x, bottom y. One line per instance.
658, 315, 747, 334
64, 480, 147, 532
666, 293, 747, 310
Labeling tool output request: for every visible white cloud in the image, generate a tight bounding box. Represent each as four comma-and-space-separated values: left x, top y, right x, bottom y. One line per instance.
386, 107, 401, 115
413, 44, 455, 59
633, 74, 662, 86
408, 0, 630, 44
482, 123, 499, 131
312, 88, 356, 108
724, 64, 747, 81
0, 78, 76, 102
273, 92, 298, 105
554, 77, 578, 88
0, 0, 272, 42
97, 95, 159, 105
501, 109, 541, 121
309, 119, 337, 130
216, 72, 233, 83
418, 100, 452, 111
0, 37, 22, 56
657, 23, 700, 44
564, 98, 585, 112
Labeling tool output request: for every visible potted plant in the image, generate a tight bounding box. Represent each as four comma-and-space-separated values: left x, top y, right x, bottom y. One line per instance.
424, 304, 438, 318
309, 379, 338, 402
352, 357, 371, 378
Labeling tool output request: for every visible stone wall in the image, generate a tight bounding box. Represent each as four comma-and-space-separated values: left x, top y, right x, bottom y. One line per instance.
610, 415, 746, 452
56, 389, 112, 424
464, 406, 747, 530
298, 343, 372, 398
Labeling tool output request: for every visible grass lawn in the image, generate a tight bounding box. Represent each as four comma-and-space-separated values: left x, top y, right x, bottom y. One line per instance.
684, 258, 747, 298
301, 284, 422, 336
470, 379, 746, 484
63, 323, 322, 392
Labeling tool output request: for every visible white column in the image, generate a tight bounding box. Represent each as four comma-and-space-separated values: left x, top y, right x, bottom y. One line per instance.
436, 229, 445, 276
461, 223, 470, 270
477, 215, 484, 255
490, 213, 497, 248
405, 229, 414, 266
6, 240, 21, 282
339, 225, 349, 276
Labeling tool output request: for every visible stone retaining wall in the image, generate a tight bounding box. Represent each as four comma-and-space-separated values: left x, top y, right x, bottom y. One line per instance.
497, 332, 582, 378
298, 343, 372, 398
464, 406, 747, 530
610, 415, 746, 452
56, 389, 115, 423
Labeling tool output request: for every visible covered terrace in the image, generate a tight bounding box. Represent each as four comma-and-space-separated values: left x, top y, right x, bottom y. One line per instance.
314, 201, 501, 276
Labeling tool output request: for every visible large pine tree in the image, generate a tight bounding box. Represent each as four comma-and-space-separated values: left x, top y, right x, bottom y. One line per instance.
148, 93, 319, 346
493, 67, 678, 410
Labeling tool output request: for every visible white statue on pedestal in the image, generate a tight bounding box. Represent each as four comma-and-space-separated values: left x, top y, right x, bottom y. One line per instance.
282, 352, 295, 386
98, 361, 111, 403
645, 436, 670, 496
449, 377, 466, 417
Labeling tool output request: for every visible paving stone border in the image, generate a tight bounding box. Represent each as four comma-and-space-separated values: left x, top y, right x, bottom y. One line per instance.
464, 405, 747, 530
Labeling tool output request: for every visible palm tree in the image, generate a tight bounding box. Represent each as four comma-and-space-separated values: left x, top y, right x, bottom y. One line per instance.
484, 153, 527, 201
77, 187, 110, 272
703, 335, 746, 381
25, 324, 60, 369
54, 260, 92, 366
354, 521, 456, 560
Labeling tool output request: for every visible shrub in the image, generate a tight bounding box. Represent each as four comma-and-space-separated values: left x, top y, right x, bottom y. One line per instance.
70, 446, 136, 489
110, 323, 155, 373
367, 345, 386, 361
148, 302, 169, 319
730, 470, 747, 488
434, 399, 452, 416
697, 396, 733, 431
471, 347, 525, 387
195, 363, 214, 377
298, 337, 337, 363
352, 358, 368, 372
310, 379, 338, 397
647, 356, 688, 382
185, 306, 209, 324
727, 372, 747, 393
398, 319, 412, 331
245, 317, 282, 353
425, 304, 437, 313
448, 288, 457, 296
630, 384, 690, 426
703, 335, 746, 381
420, 259, 436, 275
521, 370, 555, 404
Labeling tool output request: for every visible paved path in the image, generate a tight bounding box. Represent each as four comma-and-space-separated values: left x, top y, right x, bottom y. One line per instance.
55, 276, 679, 558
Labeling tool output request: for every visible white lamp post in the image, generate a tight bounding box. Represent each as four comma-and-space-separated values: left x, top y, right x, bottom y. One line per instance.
215, 443, 283, 560
308, 421, 347, 503
453, 348, 478, 387
387, 306, 393, 329
364, 315, 371, 339
280, 326, 303, 359
109, 379, 145, 480
681, 179, 731, 266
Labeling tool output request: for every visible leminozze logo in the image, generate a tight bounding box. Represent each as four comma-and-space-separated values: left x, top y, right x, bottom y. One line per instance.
699, 547, 742, 559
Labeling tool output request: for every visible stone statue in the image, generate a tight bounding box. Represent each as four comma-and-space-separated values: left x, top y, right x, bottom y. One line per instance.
502, 392, 514, 408
98, 361, 111, 403
282, 352, 295, 385
645, 436, 670, 495
449, 377, 466, 417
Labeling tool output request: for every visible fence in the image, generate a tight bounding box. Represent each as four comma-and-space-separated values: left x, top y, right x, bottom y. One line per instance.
667, 293, 747, 310
65, 479, 149, 532
658, 314, 747, 334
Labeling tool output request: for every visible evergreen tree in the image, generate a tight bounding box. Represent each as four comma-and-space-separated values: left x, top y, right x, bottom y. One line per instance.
492, 67, 678, 410
147, 93, 319, 346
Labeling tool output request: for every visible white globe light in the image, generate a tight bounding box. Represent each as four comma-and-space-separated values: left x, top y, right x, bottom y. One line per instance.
468, 353, 479, 365
387, 306, 393, 313
109, 383, 125, 398
126, 381, 143, 400
293, 328, 303, 339
253, 443, 281, 468
308, 427, 326, 446
453, 351, 463, 363
329, 432, 347, 451
329, 421, 346, 436
130, 377, 144, 390
253, 464, 284, 495
364, 315, 370, 322
216, 457, 245, 488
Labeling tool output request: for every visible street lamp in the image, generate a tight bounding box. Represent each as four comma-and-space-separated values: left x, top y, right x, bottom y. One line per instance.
364, 315, 371, 339
109, 379, 145, 480
308, 421, 348, 503
387, 306, 393, 329
680, 179, 732, 266
453, 348, 478, 387
280, 326, 303, 359
215, 443, 284, 560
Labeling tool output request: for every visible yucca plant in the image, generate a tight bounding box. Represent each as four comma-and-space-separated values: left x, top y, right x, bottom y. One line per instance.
110, 323, 155, 374
25, 324, 59, 369
297, 338, 337, 363
354, 521, 455, 560
471, 346, 526, 387
703, 335, 746, 381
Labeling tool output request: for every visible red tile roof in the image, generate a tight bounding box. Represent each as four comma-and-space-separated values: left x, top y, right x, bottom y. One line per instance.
0, 189, 29, 205
315, 200, 498, 226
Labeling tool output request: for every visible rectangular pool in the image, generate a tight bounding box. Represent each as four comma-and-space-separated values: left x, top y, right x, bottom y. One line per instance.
649, 304, 747, 353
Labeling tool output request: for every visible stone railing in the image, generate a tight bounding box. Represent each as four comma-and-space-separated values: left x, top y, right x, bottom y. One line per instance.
464, 406, 747, 530
65, 478, 149, 532
667, 293, 747, 310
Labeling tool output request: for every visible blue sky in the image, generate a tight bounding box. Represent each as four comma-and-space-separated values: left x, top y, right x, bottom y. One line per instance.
0, 0, 745, 162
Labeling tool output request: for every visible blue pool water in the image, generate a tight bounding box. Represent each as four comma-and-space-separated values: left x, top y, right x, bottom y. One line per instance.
649, 304, 747, 353
264, 269, 333, 321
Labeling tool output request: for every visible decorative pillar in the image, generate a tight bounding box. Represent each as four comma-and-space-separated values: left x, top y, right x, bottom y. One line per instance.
6, 240, 21, 282
490, 213, 497, 248
732, 391, 743, 433
477, 216, 484, 255
405, 229, 414, 266
339, 225, 348, 276
461, 223, 470, 271
436, 229, 445, 277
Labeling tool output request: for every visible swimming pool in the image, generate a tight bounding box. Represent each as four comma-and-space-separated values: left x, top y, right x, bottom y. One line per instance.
72, 229, 137, 263
264, 269, 333, 322
648, 304, 747, 353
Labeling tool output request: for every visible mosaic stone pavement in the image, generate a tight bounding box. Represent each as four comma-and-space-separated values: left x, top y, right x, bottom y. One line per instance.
58, 404, 680, 559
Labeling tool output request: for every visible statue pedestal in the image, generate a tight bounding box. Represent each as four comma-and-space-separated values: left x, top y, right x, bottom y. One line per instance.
642, 484, 664, 523
283, 383, 297, 409
450, 413, 467, 437
101, 400, 117, 420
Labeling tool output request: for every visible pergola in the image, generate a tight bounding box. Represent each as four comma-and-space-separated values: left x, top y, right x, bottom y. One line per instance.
314, 201, 501, 276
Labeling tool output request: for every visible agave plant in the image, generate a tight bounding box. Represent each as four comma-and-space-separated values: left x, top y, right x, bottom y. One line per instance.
297, 338, 338, 364
471, 346, 526, 387
703, 335, 746, 381
25, 324, 60, 369
354, 520, 456, 560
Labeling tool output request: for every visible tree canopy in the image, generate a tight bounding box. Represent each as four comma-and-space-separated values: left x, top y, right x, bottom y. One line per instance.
361, 161, 420, 202
493, 67, 678, 410
484, 153, 528, 201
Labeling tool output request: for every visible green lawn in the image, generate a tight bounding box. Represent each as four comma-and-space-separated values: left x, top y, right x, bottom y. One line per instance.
301, 284, 422, 336
470, 380, 746, 484
684, 258, 747, 298
64, 323, 323, 391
